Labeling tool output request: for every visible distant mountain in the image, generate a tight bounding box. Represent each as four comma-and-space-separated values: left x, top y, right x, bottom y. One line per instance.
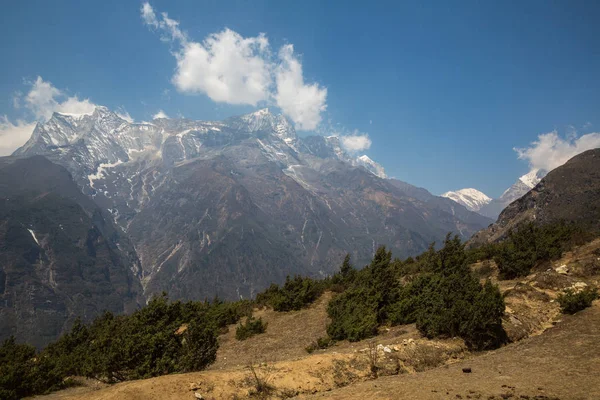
354, 155, 387, 178
470, 149, 600, 244
444, 169, 546, 219
0, 156, 142, 348
11, 107, 491, 306
441, 188, 492, 212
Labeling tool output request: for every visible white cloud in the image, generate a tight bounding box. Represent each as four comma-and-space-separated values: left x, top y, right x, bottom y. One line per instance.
55, 96, 97, 117
515, 130, 600, 172
274, 45, 327, 131
141, 3, 328, 131
24, 76, 96, 120
173, 29, 271, 105
0, 117, 36, 156
153, 110, 169, 119
116, 108, 134, 123
141, 2, 159, 28
340, 132, 372, 152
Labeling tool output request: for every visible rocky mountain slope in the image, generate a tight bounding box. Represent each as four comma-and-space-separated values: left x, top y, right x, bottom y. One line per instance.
0, 156, 142, 348
470, 149, 600, 244
12, 107, 491, 303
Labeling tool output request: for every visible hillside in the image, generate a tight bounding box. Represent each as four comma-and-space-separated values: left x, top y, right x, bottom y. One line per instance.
29, 237, 600, 400
471, 148, 600, 244
0, 156, 142, 348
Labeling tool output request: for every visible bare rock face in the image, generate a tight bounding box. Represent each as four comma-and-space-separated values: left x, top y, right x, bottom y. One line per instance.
9, 107, 491, 318
469, 149, 600, 245
0, 156, 142, 348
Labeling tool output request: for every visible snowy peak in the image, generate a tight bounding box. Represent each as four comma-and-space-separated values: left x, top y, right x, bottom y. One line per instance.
441, 188, 492, 212
519, 168, 546, 188
499, 169, 547, 203
354, 155, 387, 178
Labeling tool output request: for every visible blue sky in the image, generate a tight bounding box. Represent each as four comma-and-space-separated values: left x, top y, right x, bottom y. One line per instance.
1, 0, 599, 197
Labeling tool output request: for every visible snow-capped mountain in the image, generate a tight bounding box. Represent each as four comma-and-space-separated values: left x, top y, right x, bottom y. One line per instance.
3, 105, 494, 346
354, 155, 387, 178
518, 168, 545, 188
441, 188, 492, 212
10, 105, 490, 304
444, 169, 547, 219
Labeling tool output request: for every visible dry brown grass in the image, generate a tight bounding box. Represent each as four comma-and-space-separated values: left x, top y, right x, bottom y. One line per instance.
209, 291, 332, 371
304, 302, 600, 400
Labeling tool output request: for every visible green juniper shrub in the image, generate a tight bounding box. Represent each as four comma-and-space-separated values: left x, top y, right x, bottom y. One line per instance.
235, 316, 267, 341
207, 298, 253, 331
0, 293, 230, 398
486, 221, 590, 279
180, 319, 219, 371
557, 287, 599, 314
329, 253, 357, 291
326, 238, 507, 350
326, 286, 379, 341
0, 336, 63, 400
256, 275, 324, 312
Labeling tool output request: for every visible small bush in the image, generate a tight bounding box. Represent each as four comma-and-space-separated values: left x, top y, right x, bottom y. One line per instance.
305, 336, 334, 353
402, 344, 446, 372
235, 317, 267, 341
557, 287, 598, 314
245, 363, 275, 398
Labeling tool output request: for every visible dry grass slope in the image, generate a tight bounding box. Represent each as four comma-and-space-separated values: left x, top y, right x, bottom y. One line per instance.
33, 239, 600, 400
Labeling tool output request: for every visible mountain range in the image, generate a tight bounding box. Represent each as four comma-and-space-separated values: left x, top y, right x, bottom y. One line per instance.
1, 106, 492, 346
442, 169, 547, 219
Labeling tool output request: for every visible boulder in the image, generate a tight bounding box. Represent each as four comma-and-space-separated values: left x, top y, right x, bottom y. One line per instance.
555, 265, 569, 275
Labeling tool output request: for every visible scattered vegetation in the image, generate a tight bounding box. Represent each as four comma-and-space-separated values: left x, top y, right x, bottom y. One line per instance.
402, 343, 447, 372
256, 275, 325, 312
1, 221, 592, 399
557, 287, 599, 314
327, 237, 507, 350
468, 221, 590, 279
235, 316, 267, 341
245, 363, 275, 398
0, 294, 250, 400
366, 340, 380, 378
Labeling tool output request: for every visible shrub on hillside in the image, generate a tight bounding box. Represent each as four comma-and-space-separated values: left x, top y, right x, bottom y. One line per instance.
557, 287, 599, 314
305, 336, 334, 353
0, 337, 64, 400
491, 222, 590, 279
235, 316, 267, 341
256, 275, 323, 312
326, 238, 507, 350
327, 286, 379, 341
0, 293, 230, 399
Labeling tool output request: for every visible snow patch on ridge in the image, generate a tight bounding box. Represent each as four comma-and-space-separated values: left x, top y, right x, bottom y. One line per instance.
88, 160, 123, 189
28, 229, 40, 246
